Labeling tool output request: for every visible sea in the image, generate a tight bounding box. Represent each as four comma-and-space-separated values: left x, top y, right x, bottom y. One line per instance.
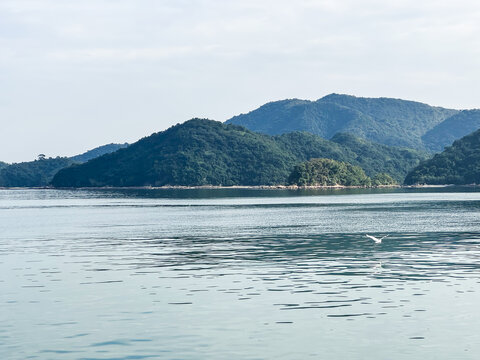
1, 187, 480, 359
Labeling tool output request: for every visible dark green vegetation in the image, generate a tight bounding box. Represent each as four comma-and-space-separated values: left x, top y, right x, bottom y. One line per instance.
0, 161, 8, 171
0, 143, 129, 187
288, 158, 371, 186
0, 157, 74, 187
371, 173, 397, 186
405, 129, 480, 185
327, 133, 424, 181
52, 119, 427, 187
226, 94, 474, 151
421, 110, 480, 152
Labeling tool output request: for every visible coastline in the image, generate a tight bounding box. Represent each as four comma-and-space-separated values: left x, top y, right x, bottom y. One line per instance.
3, 184, 474, 191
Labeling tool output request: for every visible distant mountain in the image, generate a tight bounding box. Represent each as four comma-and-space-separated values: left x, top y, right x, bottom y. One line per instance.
421, 110, 480, 152
226, 94, 460, 151
51, 119, 428, 187
0, 161, 8, 171
70, 143, 129, 163
405, 129, 480, 185
0, 143, 129, 187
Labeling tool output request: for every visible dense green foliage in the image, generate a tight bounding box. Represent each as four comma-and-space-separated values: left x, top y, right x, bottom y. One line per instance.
53, 120, 297, 187
421, 110, 480, 152
405, 129, 480, 185
0, 157, 74, 187
371, 173, 397, 186
288, 158, 371, 186
0, 161, 8, 171
52, 119, 428, 187
329, 133, 427, 181
0, 143, 129, 187
226, 93, 460, 151
274, 132, 427, 182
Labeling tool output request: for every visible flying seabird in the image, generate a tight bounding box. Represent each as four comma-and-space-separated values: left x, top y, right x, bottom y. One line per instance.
366, 234, 388, 244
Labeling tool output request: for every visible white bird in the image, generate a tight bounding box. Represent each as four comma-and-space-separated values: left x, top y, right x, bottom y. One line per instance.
366, 234, 388, 244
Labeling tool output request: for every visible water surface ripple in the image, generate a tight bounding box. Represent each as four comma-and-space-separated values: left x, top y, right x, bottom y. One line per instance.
1, 188, 480, 359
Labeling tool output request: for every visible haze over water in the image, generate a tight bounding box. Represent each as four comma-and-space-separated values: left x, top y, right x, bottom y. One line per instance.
1, 188, 480, 359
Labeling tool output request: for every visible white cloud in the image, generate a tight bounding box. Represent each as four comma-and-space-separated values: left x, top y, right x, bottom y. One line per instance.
47, 46, 197, 62
1, 0, 480, 162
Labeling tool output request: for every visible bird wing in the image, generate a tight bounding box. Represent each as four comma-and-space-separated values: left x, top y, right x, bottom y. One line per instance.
366, 234, 380, 242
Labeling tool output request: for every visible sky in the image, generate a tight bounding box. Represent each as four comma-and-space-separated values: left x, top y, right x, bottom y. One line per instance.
2, 0, 480, 163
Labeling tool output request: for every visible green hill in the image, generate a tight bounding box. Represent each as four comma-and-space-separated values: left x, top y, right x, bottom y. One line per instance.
275, 132, 427, 182
288, 158, 371, 186
226, 94, 459, 151
0, 161, 8, 171
0, 157, 74, 187
404, 129, 480, 185
421, 110, 480, 152
0, 143, 129, 187
52, 120, 297, 187
51, 119, 428, 187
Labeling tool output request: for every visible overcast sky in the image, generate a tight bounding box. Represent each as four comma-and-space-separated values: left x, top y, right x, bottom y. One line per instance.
2, 0, 480, 162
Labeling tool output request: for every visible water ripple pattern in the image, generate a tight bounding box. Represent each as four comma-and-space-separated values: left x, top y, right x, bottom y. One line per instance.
1, 188, 480, 359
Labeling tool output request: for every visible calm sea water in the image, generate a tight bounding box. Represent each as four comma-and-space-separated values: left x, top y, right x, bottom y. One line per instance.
1, 188, 480, 359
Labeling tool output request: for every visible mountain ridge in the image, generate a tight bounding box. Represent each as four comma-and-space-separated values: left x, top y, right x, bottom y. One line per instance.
226, 93, 470, 151
421, 110, 480, 152
51, 119, 428, 187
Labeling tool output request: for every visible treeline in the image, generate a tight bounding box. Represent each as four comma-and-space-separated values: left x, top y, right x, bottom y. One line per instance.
0, 143, 128, 187
0, 157, 74, 187
405, 128, 480, 185
52, 119, 426, 187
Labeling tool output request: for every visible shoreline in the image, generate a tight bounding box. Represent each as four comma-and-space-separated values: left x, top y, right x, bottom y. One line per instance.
2, 184, 477, 191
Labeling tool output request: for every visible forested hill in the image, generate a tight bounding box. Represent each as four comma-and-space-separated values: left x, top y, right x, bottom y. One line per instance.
51, 119, 428, 187
0, 161, 7, 171
421, 110, 480, 152
226, 94, 462, 151
0, 143, 129, 187
329, 133, 426, 180
0, 158, 74, 188
404, 129, 480, 185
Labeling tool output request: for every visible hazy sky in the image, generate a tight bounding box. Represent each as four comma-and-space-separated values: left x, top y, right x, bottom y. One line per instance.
2, 0, 480, 162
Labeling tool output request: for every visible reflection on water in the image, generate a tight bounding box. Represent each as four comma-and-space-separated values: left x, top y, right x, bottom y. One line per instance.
1, 188, 480, 359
